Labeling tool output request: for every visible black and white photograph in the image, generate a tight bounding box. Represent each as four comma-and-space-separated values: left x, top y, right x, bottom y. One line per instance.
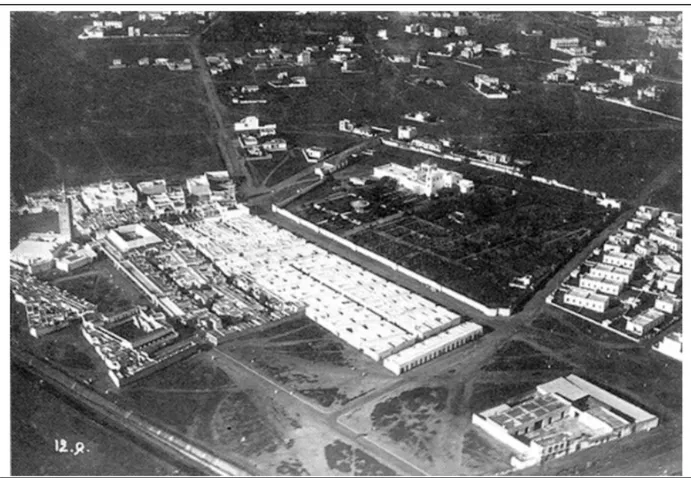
9, 6, 684, 476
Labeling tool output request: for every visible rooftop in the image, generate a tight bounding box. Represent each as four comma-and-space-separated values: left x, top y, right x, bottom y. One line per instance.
488, 392, 570, 430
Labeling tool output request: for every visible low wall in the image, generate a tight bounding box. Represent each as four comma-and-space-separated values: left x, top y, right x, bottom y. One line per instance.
272, 205, 506, 317
471, 413, 536, 457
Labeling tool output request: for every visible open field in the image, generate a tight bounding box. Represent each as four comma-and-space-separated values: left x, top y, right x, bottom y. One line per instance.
11, 364, 194, 476
287, 150, 617, 308
11, 12, 223, 200
109, 348, 407, 476
218, 317, 401, 410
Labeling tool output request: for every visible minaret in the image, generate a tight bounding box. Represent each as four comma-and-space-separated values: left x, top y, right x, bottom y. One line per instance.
57, 182, 73, 241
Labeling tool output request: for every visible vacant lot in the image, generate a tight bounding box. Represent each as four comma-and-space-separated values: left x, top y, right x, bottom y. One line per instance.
288, 157, 616, 308
219, 317, 400, 410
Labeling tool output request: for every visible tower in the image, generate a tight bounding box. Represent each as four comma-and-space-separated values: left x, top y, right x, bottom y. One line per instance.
58, 183, 73, 240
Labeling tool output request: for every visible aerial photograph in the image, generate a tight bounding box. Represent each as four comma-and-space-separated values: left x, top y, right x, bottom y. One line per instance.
10, 7, 683, 477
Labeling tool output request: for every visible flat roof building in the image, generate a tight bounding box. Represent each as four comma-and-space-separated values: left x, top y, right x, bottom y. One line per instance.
550, 37, 580, 50
626, 308, 665, 336
383, 322, 483, 375
602, 251, 640, 270
137, 179, 167, 196
372, 161, 472, 198
657, 272, 681, 293
653, 331, 682, 361
589, 263, 632, 284
654, 254, 681, 273
655, 294, 681, 314
56, 246, 97, 273
563, 287, 610, 313
473, 374, 658, 470
579, 274, 624, 296
649, 229, 682, 252
106, 224, 162, 254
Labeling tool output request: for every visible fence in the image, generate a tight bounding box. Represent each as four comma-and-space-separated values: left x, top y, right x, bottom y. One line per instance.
272, 205, 510, 317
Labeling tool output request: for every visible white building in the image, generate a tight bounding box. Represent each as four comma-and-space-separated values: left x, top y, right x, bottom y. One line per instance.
649, 230, 682, 252
411, 137, 443, 153
473, 374, 659, 470
654, 254, 681, 273
653, 331, 682, 361
56, 246, 98, 273
655, 294, 681, 314
550, 37, 580, 50
372, 161, 473, 198
296, 50, 311, 66
338, 31, 355, 45
657, 272, 681, 293
262, 138, 288, 152
233, 116, 277, 135
619, 70, 635, 86
383, 322, 483, 375
397, 125, 418, 140
563, 287, 610, 313
579, 274, 625, 296
106, 224, 163, 254
495, 43, 515, 57
377, 29, 388, 40
454, 25, 468, 36
474, 74, 499, 88
626, 309, 665, 336
304, 146, 328, 162
589, 263, 632, 284
388, 54, 411, 63
433, 27, 450, 38
602, 251, 640, 270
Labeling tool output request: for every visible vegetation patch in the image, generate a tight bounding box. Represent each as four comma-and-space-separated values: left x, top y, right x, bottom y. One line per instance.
297, 387, 348, 408
324, 440, 397, 476
212, 391, 282, 456
276, 458, 310, 476
370, 387, 448, 461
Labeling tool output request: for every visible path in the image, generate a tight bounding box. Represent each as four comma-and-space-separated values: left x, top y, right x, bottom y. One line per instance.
188, 36, 256, 192
209, 348, 428, 476
596, 96, 682, 122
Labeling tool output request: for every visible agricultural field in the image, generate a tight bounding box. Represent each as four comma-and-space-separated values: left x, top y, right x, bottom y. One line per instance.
11, 12, 223, 201
287, 149, 618, 309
